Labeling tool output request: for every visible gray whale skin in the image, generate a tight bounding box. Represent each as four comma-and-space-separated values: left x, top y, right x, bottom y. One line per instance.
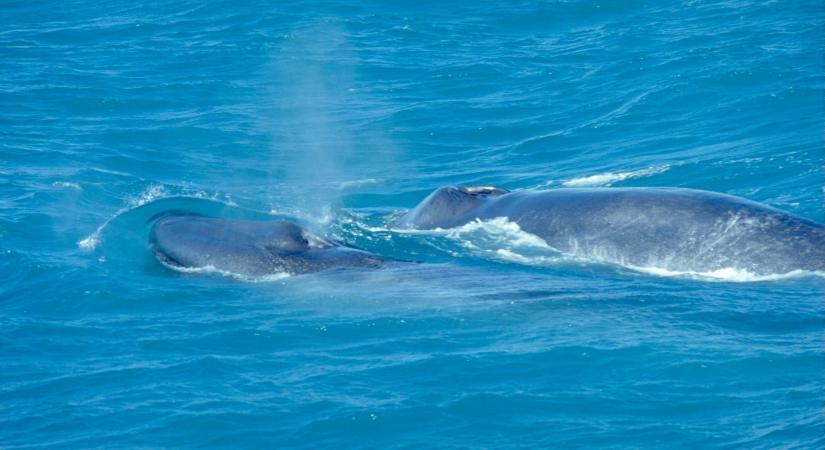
150, 214, 388, 276
398, 186, 825, 275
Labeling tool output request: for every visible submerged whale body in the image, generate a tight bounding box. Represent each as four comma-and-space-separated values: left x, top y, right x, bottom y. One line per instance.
398, 186, 825, 276
149, 214, 389, 277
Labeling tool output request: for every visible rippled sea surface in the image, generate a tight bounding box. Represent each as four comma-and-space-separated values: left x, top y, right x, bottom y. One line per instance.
2, 1, 824, 448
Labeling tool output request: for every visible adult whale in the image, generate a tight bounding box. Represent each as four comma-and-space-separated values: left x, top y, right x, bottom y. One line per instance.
149, 213, 391, 277
397, 186, 825, 276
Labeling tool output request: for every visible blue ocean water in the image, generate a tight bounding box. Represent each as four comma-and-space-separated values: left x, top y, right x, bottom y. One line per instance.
2, 0, 824, 447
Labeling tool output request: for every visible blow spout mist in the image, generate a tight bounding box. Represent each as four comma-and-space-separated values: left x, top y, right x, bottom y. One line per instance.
259, 21, 360, 225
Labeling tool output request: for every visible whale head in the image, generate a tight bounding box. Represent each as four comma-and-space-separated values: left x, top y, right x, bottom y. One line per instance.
148, 214, 396, 277
149, 215, 329, 274
398, 185, 509, 229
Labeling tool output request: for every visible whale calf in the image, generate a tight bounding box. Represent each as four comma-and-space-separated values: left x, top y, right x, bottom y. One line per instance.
398, 186, 825, 276
150, 213, 390, 277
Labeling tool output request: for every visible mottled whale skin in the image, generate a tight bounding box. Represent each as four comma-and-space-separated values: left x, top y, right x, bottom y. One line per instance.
398, 186, 825, 275
150, 214, 389, 277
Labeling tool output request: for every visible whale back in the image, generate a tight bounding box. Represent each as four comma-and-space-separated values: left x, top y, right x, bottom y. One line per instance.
484, 188, 825, 275
399, 186, 824, 276
398, 185, 508, 229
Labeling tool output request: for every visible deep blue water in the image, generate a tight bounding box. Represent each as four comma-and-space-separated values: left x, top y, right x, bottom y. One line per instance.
2, 0, 824, 448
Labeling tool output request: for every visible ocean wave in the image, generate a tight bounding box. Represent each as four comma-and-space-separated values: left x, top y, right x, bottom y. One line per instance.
78, 184, 169, 250
77, 185, 237, 251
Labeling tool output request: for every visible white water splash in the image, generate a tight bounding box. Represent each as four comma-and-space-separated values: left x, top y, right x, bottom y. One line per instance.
562, 165, 670, 187
444, 217, 551, 249
77, 185, 242, 251
189, 190, 238, 207
391, 217, 568, 266
77, 184, 169, 250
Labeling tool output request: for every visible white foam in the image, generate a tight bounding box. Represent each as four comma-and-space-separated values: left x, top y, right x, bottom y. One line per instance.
77, 234, 101, 251
53, 181, 81, 190
355, 217, 566, 264
562, 165, 670, 187
355, 223, 397, 233
492, 249, 563, 266
130, 185, 169, 207
445, 217, 551, 249
429, 217, 568, 266
627, 265, 824, 282
189, 190, 238, 206
159, 262, 291, 283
